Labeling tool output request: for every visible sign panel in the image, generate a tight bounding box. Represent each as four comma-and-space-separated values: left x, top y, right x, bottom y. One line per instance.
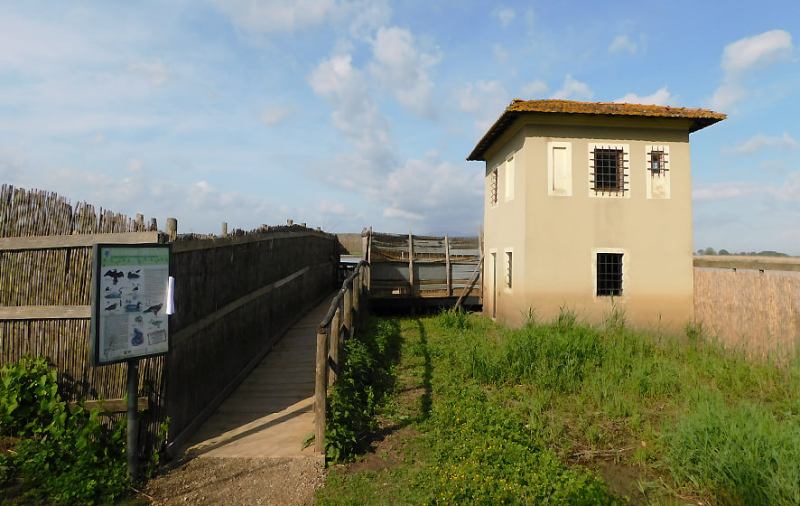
90, 244, 171, 365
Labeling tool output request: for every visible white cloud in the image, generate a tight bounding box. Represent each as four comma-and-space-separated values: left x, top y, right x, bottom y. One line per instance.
260, 105, 291, 126
710, 29, 794, 111
492, 43, 509, 63
551, 75, 593, 100
693, 172, 800, 202
693, 182, 761, 202
309, 53, 394, 189
128, 60, 170, 87
724, 133, 799, 155
212, 0, 335, 35
493, 7, 516, 27
614, 86, 673, 105
127, 159, 143, 173
369, 26, 440, 117
520, 79, 548, 98
722, 29, 793, 73
382, 157, 483, 232
457, 80, 510, 130
609, 35, 638, 54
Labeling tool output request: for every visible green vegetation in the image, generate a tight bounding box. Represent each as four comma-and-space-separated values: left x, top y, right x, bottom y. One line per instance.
0, 356, 129, 504
326, 318, 402, 461
317, 309, 800, 505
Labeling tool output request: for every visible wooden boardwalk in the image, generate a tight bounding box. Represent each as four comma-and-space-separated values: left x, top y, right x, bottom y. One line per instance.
185, 295, 334, 460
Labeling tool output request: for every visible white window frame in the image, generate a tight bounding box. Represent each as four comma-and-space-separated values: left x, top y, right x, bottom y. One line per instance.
588, 143, 630, 199
503, 247, 514, 292
591, 247, 628, 300
645, 144, 671, 199
504, 154, 515, 201
547, 141, 572, 197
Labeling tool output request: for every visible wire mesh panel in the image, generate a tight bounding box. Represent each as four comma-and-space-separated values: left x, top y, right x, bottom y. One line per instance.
596, 253, 623, 296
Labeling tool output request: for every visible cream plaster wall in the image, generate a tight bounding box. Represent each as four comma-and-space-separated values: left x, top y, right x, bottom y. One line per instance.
482, 115, 695, 332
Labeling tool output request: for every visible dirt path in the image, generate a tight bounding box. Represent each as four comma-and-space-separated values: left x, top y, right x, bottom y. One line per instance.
144, 456, 325, 505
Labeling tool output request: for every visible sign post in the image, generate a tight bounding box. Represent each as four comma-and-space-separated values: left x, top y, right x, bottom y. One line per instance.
126, 359, 139, 481
90, 243, 172, 481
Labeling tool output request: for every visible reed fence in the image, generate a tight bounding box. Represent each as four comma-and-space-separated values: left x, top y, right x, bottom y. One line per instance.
0, 184, 340, 459
314, 260, 370, 455
694, 255, 800, 358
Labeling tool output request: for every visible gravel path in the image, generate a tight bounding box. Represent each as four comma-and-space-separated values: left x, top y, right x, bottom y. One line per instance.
144, 457, 325, 506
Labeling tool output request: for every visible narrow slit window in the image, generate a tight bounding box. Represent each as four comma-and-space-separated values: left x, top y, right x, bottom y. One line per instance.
489, 168, 498, 205
649, 150, 665, 174
596, 253, 623, 296
505, 251, 512, 289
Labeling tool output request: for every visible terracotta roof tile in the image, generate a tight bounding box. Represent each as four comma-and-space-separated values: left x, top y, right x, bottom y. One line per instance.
467, 99, 726, 161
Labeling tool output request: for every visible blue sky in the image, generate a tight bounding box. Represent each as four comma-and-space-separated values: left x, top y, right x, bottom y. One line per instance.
1, 1, 798, 254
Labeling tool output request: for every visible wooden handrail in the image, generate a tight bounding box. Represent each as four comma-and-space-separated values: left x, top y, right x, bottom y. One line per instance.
314, 260, 370, 454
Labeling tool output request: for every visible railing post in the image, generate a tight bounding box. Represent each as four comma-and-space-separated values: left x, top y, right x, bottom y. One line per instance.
314, 326, 328, 454
329, 310, 340, 386
343, 286, 353, 339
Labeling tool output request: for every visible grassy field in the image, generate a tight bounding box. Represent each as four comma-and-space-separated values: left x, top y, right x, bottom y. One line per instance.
316, 309, 800, 505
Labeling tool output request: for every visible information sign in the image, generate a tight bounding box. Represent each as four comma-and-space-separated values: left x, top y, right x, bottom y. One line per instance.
90, 244, 171, 365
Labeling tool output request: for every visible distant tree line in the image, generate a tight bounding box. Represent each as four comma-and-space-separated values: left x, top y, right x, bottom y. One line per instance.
695, 248, 789, 257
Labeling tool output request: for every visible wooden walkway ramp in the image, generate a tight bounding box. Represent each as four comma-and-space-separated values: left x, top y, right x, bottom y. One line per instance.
185, 295, 333, 460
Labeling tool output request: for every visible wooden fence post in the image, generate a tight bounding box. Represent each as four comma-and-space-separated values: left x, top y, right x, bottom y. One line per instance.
149, 218, 158, 232
408, 232, 414, 296
445, 235, 452, 297
343, 287, 353, 339
135, 213, 144, 231
329, 309, 341, 385
314, 327, 328, 453
166, 218, 178, 241
221, 222, 228, 238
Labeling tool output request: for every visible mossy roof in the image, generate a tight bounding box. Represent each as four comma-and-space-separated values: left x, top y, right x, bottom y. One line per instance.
467, 99, 726, 161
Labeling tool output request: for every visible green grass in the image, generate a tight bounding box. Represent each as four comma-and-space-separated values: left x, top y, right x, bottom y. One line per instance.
317, 309, 800, 505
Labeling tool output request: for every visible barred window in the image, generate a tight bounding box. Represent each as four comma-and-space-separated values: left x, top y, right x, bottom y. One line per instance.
489, 168, 498, 205
504, 251, 512, 289
646, 145, 671, 199
596, 253, 623, 296
589, 144, 629, 197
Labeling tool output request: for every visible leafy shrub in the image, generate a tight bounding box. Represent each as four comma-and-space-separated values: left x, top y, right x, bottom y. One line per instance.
0, 356, 64, 437
326, 318, 400, 461
0, 356, 129, 504
665, 394, 800, 505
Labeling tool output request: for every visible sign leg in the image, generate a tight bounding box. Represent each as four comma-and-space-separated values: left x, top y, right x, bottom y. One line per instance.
127, 359, 139, 482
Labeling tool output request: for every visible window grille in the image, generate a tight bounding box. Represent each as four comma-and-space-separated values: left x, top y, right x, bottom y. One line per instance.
596, 253, 623, 296
504, 251, 512, 289
649, 150, 667, 174
592, 148, 625, 192
489, 169, 498, 205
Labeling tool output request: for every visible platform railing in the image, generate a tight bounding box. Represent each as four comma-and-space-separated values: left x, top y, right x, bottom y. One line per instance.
314, 260, 370, 454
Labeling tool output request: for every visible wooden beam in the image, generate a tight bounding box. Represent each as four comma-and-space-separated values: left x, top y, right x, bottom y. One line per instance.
0, 231, 160, 251
444, 235, 452, 297
693, 255, 800, 272
408, 232, 415, 296
314, 328, 328, 454
172, 231, 330, 253
455, 255, 484, 310
0, 305, 91, 320
69, 396, 148, 414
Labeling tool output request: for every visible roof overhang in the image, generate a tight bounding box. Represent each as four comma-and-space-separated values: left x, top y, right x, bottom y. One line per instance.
467, 99, 726, 161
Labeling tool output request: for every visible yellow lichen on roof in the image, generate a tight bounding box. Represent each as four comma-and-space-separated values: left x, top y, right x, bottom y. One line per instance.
506, 99, 726, 121
467, 99, 726, 161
